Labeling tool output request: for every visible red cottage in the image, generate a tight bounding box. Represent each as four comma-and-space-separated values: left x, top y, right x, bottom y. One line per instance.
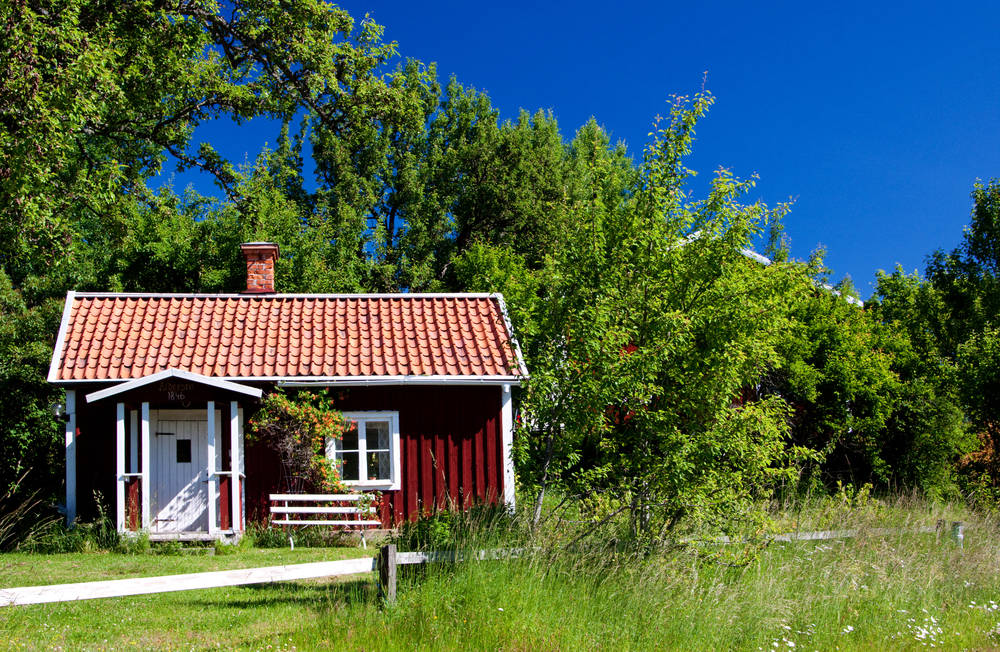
47, 243, 526, 539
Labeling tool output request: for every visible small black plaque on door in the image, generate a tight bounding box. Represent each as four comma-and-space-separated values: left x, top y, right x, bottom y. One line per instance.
176, 439, 192, 463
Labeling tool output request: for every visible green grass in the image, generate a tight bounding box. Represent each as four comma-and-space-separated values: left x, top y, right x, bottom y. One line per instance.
0, 547, 371, 587
3, 499, 1000, 650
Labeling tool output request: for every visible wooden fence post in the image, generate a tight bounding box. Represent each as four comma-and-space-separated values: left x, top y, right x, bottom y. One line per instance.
378, 544, 397, 605
935, 519, 946, 544
951, 521, 964, 549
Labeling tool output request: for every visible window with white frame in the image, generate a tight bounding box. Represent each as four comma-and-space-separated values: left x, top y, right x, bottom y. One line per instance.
327, 411, 401, 490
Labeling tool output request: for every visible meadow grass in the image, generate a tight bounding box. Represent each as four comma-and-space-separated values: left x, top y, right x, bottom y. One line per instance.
2, 497, 1000, 650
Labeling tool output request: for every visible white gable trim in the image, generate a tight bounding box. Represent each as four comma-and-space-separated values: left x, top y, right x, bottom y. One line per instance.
85, 369, 263, 403
47, 291, 76, 383
493, 293, 530, 378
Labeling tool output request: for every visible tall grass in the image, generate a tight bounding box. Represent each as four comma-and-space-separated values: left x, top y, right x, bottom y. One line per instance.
309, 495, 1000, 650
4, 494, 1000, 650
0, 471, 58, 552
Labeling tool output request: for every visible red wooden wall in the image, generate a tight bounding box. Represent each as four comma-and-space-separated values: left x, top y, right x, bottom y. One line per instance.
72, 383, 506, 529
244, 385, 505, 526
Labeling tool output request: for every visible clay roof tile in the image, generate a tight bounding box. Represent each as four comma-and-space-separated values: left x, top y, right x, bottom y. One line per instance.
53, 294, 521, 381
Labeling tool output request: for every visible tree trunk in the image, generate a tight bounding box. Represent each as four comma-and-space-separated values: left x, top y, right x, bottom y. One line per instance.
532, 430, 556, 527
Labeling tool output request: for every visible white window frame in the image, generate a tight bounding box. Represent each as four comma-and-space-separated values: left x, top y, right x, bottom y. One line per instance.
327, 411, 401, 491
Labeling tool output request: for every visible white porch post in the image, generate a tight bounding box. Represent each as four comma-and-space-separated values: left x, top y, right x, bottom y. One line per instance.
206, 401, 216, 534
115, 403, 126, 532
230, 401, 241, 532
501, 384, 516, 509
239, 407, 246, 530
64, 390, 77, 527
129, 410, 138, 475
140, 402, 151, 530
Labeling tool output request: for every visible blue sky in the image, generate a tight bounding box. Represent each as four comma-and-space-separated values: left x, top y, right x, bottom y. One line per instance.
181, 1, 1000, 298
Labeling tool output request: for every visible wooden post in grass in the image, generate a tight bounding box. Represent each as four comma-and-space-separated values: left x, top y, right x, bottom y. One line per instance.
935, 519, 946, 543
378, 544, 397, 604
951, 521, 965, 549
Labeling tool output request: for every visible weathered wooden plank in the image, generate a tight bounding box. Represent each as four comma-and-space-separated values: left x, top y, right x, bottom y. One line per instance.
396, 548, 529, 565
0, 558, 376, 608
685, 525, 943, 545
378, 544, 397, 604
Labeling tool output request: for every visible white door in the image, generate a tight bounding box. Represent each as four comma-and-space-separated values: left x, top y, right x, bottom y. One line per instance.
150, 410, 218, 533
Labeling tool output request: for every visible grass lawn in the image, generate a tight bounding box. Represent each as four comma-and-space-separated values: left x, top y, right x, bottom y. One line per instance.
4, 502, 1000, 650
0, 547, 378, 650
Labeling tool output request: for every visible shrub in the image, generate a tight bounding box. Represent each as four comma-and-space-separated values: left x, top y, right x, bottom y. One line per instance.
247, 389, 349, 494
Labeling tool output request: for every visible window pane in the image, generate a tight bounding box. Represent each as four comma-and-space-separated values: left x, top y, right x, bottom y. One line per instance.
366, 451, 391, 481
367, 421, 390, 450
176, 439, 191, 464
339, 422, 359, 451
339, 452, 360, 481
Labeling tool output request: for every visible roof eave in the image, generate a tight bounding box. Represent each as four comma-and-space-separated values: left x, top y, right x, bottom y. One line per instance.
55, 374, 524, 387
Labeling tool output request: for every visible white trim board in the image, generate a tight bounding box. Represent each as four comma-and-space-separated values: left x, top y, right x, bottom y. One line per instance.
85, 369, 263, 403
47, 291, 76, 382
494, 294, 530, 378
61, 374, 522, 386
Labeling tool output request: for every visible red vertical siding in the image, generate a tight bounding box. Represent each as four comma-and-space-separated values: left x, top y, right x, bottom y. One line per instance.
434, 430, 446, 507
74, 384, 508, 530
126, 478, 140, 530
219, 402, 232, 530
219, 475, 231, 530
485, 409, 498, 501
328, 385, 506, 525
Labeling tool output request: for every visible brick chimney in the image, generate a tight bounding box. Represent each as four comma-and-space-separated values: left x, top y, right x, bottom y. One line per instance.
240, 242, 279, 293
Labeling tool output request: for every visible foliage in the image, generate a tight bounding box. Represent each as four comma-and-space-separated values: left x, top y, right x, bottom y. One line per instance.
866, 181, 1000, 490
760, 263, 973, 499
5, 0, 1000, 538
515, 92, 805, 540
0, 271, 65, 495
247, 389, 347, 494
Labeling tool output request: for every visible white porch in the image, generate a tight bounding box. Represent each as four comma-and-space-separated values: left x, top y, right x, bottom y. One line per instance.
67, 369, 262, 538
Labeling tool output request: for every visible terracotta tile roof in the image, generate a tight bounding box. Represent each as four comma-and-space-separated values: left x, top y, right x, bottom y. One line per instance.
49, 294, 526, 382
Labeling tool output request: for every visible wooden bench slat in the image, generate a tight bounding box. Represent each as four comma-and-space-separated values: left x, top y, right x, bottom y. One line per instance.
268, 493, 381, 531
271, 506, 373, 515
271, 519, 382, 527
269, 493, 366, 501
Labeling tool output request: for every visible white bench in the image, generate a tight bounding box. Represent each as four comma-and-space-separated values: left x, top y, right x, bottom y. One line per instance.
269, 493, 382, 548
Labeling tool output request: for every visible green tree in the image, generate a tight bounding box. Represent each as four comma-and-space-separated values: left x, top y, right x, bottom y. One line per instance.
866, 267, 973, 497
872, 181, 1000, 489
517, 93, 804, 540
0, 0, 419, 495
